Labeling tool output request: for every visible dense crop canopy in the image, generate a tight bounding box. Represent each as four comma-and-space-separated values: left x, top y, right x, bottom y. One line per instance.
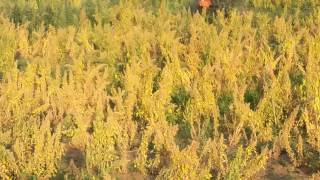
0, 0, 320, 179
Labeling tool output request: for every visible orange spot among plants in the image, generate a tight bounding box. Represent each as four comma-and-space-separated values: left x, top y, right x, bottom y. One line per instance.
198, 0, 213, 10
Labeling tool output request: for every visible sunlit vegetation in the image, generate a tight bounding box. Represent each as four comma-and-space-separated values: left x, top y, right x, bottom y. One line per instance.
1, 0, 320, 179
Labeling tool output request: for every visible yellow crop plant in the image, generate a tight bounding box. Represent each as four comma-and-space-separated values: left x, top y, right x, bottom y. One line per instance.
0, 0, 320, 179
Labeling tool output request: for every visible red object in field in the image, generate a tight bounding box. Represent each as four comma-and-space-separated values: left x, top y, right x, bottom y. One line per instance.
198, 0, 213, 10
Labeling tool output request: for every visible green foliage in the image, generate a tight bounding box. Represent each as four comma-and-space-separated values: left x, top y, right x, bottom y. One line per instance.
218, 91, 233, 116
171, 87, 190, 110
244, 89, 261, 110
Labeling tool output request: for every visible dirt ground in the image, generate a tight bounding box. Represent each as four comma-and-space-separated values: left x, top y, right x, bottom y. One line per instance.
255, 153, 315, 180
112, 153, 316, 180
65, 147, 316, 180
